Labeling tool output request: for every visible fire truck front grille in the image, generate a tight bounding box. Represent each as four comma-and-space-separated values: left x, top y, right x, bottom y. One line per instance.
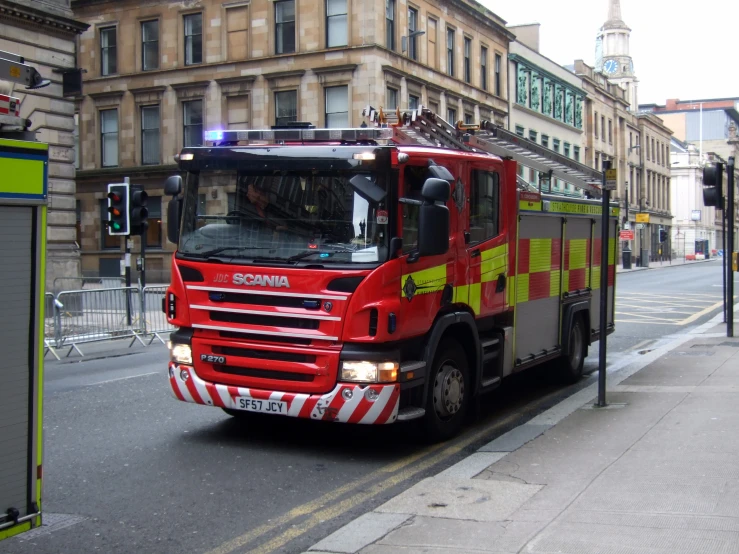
212, 292, 308, 309
214, 365, 316, 382
209, 310, 320, 330
213, 345, 316, 364
218, 331, 312, 345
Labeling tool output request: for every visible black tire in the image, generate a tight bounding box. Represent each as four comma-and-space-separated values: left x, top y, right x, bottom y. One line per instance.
559, 314, 587, 383
422, 339, 470, 442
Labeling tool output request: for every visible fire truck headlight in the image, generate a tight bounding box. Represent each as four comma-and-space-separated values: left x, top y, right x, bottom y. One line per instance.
171, 343, 193, 365
341, 361, 398, 383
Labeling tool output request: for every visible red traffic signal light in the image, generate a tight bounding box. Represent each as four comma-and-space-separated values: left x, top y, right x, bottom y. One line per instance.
107, 183, 130, 236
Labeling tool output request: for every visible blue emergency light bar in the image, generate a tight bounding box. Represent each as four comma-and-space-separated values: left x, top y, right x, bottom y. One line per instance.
203, 127, 394, 145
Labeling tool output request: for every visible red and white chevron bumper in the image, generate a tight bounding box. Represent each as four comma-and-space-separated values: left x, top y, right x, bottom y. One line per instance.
168, 363, 400, 424
0, 94, 21, 116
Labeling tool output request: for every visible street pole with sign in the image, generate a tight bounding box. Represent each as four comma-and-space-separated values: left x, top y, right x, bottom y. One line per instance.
597, 162, 615, 407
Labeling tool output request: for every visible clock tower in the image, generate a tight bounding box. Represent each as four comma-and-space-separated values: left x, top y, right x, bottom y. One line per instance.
597, 0, 638, 110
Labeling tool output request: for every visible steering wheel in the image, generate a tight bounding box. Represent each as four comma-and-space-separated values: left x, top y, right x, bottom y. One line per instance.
225, 209, 249, 224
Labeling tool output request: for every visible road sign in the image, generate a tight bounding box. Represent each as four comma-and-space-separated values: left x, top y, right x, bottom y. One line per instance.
623, 221, 631, 230
636, 213, 650, 223
636, 223, 645, 230
620, 230, 635, 241
604, 168, 617, 190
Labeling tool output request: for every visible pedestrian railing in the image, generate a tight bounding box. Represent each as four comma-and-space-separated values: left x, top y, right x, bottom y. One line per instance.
140, 285, 175, 345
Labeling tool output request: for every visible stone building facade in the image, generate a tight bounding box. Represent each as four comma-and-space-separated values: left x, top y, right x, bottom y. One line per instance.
507, 25, 586, 197
0, 0, 88, 289
70, 0, 514, 282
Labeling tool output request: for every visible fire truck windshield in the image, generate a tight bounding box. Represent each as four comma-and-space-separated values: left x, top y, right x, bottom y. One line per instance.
177, 169, 390, 265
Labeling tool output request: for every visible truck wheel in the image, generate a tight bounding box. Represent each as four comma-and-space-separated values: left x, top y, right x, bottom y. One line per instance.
423, 339, 470, 442
559, 314, 587, 383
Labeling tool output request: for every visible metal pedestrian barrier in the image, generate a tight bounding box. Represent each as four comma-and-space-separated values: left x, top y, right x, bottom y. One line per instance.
43, 284, 177, 358
140, 285, 176, 345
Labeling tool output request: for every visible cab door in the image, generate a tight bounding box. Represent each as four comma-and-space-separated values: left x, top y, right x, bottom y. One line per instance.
465, 166, 507, 317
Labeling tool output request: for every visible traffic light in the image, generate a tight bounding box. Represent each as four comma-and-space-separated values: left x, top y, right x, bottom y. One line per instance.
659, 228, 667, 243
129, 185, 149, 236
107, 183, 129, 235
703, 163, 724, 209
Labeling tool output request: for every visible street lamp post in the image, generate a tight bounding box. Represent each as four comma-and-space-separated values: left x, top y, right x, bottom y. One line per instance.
624, 144, 641, 269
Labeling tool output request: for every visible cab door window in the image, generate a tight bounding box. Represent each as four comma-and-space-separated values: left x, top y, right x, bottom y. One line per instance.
469, 169, 500, 244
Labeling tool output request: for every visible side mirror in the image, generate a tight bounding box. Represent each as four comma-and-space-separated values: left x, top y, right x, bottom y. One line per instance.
167, 198, 182, 244
418, 202, 449, 257
164, 175, 183, 197
420, 177, 450, 203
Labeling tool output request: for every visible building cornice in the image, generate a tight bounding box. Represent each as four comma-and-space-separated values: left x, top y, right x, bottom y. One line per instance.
76, 164, 179, 181
0, 0, 89, 35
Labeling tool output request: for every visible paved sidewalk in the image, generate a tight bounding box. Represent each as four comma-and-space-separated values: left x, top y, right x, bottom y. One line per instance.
617, 255, 718, 273
306, 311, 739, 553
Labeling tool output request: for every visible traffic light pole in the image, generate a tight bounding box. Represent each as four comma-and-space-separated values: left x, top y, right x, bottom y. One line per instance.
597, 160, 612, 408
728, 157, 735, 338
124, 177, 132, 326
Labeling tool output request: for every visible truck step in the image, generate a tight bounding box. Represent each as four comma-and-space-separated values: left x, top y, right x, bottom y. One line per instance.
397, 407, 425, 421
481, 338, 500, 349
481, 376, 501, 389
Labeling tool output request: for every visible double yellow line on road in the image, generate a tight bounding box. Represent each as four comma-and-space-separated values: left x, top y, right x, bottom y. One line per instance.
205, 411, 523, 554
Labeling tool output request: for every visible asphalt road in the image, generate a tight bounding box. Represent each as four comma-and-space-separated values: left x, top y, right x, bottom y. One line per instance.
2, 260, 732, 554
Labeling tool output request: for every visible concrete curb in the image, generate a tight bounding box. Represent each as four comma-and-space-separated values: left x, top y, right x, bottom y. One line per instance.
304, 304, 735, 554
616, 257, 718, 274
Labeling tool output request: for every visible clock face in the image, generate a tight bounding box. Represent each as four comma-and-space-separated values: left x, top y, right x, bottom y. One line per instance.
603, 59, 618, 74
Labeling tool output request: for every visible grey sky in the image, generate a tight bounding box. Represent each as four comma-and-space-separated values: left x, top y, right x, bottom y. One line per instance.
481, 0, 739, 105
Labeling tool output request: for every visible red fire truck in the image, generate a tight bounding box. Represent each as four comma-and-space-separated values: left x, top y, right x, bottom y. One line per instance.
163, 109, 617, 440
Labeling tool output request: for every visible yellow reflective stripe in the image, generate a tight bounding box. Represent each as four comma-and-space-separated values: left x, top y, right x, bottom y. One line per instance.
508, 275, 516, 307
480, 245, 507, 283
469, 283, 481, 315
608, 237, 616, 264
453, 284, 468, 304
529, 238, 552, 273
585, 267, 590, 287
569, 239, 587, 270
563, 270, 570, 292
0, 138, 48, 151
516, 273, 530, 304
520, 200, 542, 211
592, 266, 601, 289
550, 269, 561, 297
401, 263, 447, 295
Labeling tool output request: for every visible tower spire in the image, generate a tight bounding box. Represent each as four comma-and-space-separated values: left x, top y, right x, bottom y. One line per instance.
608, 0, 623, 23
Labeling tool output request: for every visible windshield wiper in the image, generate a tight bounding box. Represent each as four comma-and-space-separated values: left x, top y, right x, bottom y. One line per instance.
193, 246, 275, 258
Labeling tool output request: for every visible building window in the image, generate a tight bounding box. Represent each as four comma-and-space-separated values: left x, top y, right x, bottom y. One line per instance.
100, 26, 117, 76
564, 142, 570, 158
100, 109, 118, 167
465, 113, 474, 125
574, 146, 580, 162
515, 125, 524, 137
326, 0, 347, 48
409, 94, 419, 110
183, 100, 203, 147
385, 0, 395, 50
601, 115, 605, 142
447, 107, 457, 124
608, 119, 612, 144
408, 7, 418, 60
141, 105, 160, 165
386, 87, 398, 110
100, 199, 120, 249
480, 46, 488, 90
184, 13, 202, 65
552, 138, 560, 153
446, 28, 455, 77
529, 129, 537, 142
594, 111, 599, 138
325, 85, 348, 127
427, 18, 438, 69
146, 196, 162, 248
274, 90, 298, 126
141, 20, 159, 70
275, 0, 296, 54
227, 96, 249, 129
469, 170, 500, 243
76, 200, 82, 246
629, 131, 633, 149
541, 134, 549, 149
646, 135, 650, 160
73, 113, 80, 169
463, 37, 471, 83
494, 53, 501, 96
226, 5, 249, 60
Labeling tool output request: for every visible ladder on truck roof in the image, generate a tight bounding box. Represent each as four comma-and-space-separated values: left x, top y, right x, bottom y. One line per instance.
365, 106, 604, 198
